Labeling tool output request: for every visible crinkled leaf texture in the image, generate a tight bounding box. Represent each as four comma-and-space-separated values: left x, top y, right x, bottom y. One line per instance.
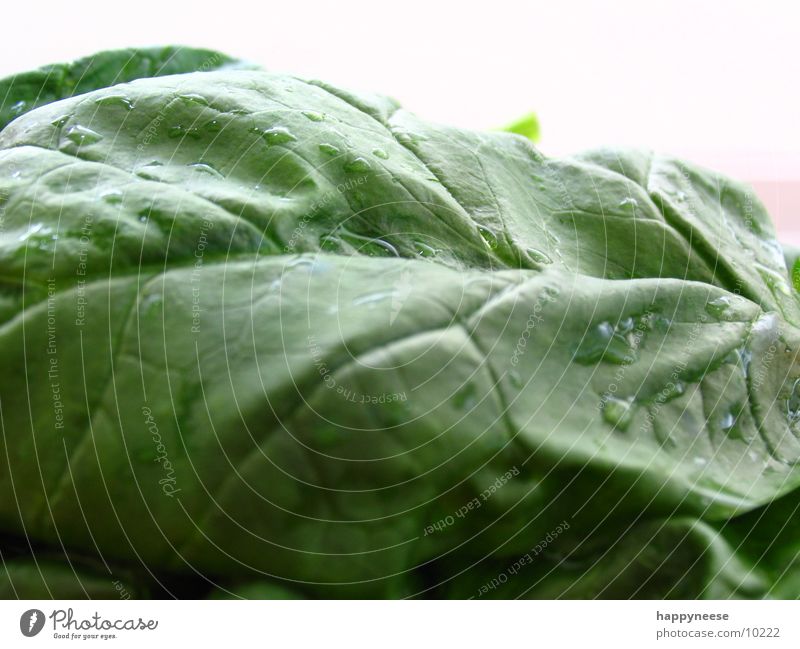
0, 48, 799, 599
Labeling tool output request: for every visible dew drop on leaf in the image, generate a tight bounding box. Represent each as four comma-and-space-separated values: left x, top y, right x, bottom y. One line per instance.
705, 296, 732, 319
756, 264, 792, 297
788, 378, 800, 425
100, 190, 123, 204
302, 110, 325, 122
95, 95, 135, 110
187, 162, 224, 178
602, 396, 635, 431
64, 125, 103, 145
453, 383, 478, 411
50, 115, 72, 128
252, 126, 296, 145
477, 226, 499, 250
574, 321, 636, 365
320, 235, 343, 252
415, 242, 438, 258
140, 293, 163, 316
659, 380, 687, 403
177, 93, 209, 106
319, 143, 340, 156
526, 248, 552, 265
168, 125, 201, 139
344, 157, 371, 173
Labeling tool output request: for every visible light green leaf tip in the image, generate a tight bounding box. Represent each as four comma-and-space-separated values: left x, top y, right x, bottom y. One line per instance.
499, 111, 540, 142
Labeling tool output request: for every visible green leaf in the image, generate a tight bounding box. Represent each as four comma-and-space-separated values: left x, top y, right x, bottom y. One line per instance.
499, 111, 540, 142
0, 49, 798, 599
0, 559, 141, 599
0, 46, 253, 131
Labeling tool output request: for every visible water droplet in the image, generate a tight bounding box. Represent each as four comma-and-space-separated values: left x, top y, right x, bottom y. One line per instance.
453, 383, 478, 410
719, 409, 742, 439
50, 115, 71, 128
320, 235, 343, 252
372, 148, 389, 159
302, 110, 325, 122
618, 197, 638, 209
676, 191, 688, 202
648, 315, 671, 333
477, 226, 499, 250
64, 125, 103, 146
204, 119, 221, 132
705, 296, 732, 319
526, 248, 552, 264
168, 125, 201, 139
325, 228, 398, 257
252, 126, 296, 146
34, 237, 53, 252
100, 190, 124, 204
17, 223, 46, 242
140, 293, 163, 315
574, 321, 637, 365
365, 238, 398, 257
177, 93, 209, 106
602, 396, 635, 430
95, 95, 135, 110
788, 378, 800, 425
617, 317, 636, 334
319, 143, 340, 156
187, 162, 224, 178
415, 242, 439, 258
134, 161, 164, 181
658, 381, 686, 403
757, 264, 791, 297
760, 239, 786, 269
10, 100, 26, 115
737, 347, 752, 379
344, 157, 371, 173
394, 130, 428, 145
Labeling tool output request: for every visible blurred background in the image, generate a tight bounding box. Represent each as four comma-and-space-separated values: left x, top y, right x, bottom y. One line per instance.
3, 0, 797, 242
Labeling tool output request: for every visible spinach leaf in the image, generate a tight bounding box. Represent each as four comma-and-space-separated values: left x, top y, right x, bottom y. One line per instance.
500, 112, 540, 142
0, 46, 252, 131
0, 50, 798, 599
